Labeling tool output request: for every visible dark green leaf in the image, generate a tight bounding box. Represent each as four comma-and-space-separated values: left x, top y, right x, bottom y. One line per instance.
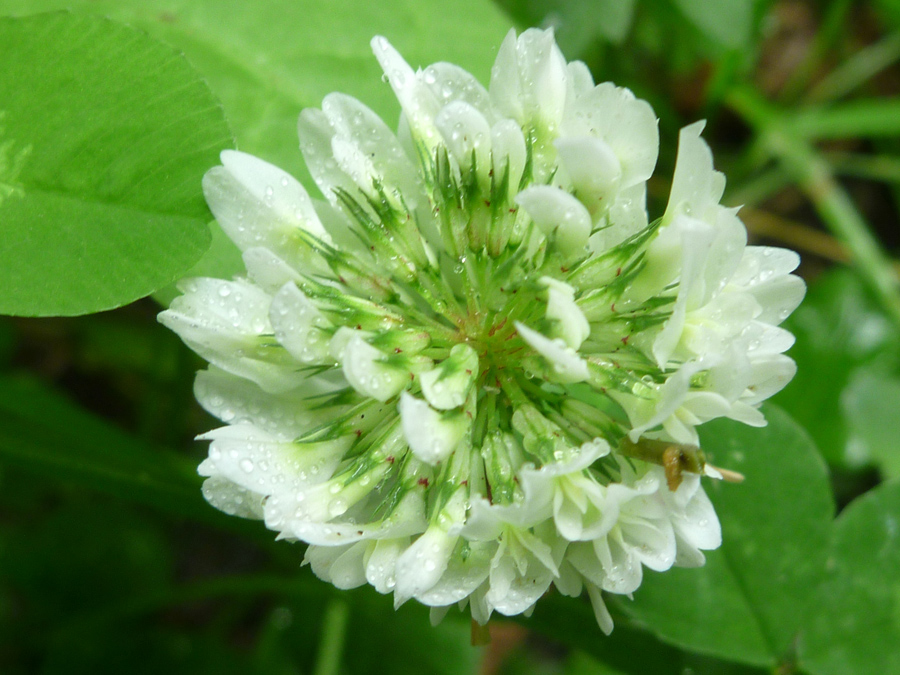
799, 480, 900, 675
621, 408, 833, 667
0, 12, 233, 316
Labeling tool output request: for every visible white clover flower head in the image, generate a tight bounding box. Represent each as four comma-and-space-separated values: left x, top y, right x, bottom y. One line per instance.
159, 28, 804, 633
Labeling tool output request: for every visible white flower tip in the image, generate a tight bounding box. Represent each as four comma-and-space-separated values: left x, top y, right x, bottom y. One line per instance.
340, 332, 408, 402
515, 186, 591, 257
585, 582, 614, 635
516, 322, 589, 383
370, 35, 394, 58
703, 464, 724, 480
399, 392, 467, 465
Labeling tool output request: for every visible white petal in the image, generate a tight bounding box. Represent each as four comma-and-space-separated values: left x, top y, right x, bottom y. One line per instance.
203, 151, 330, 271
488, 30, 523, 122
748, 274, 807, 325
619, 516, 676, 572
698, 208, 747, 304
624, 358, 710, 442
435, 101, 492, 184
322, 93, 424, 205
419, 343, 478, 410
490, 569, 553, 616
595, 532, 644, 594
664, 121, 722, 223
288, 491, 427, 546
738, 322, 796, 357
652, 215, 717, 367
328, 542, 369, 589
371, 36, 441, 148
555, 135, 622, 214
399, 393, 468, 465
429, 606, 451, 626
554, 560, 584, 597
340, 332, 409, 402
193, 367, 338, 438
516, 186, 591, 257
393, 526, 458, 605
680, 391, 734, 421
555, 493, 587, 541
462, 496, 507, 541
198, 423, 350, 496
490, 119, 527, 195
242, 247, 302, 293
565, 60, 595, 100
298, 107, 366, 207
744, 353, 797, 404
514, 528, 560, 576
541, 277, 590, 349
516, 322, 589, 383
731, 246, 801, 287
270, 282, 332, 364
500, 28, 567, 129
304, 543, 353, 583
562, 82, 659, 188
159, 278, 304, 393
585, 581, 614, 635
623, 214, 685, 303
365, 537, 408, 594
590, 182, 649, 251
330, 136, 381, 196
670, 486, 721, 552
200, 475, 264, 519
416, 540, 495, 606
420, 62, 493, 118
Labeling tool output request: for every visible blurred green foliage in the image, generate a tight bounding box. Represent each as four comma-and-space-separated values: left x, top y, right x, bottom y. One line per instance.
2, 0, 900, 673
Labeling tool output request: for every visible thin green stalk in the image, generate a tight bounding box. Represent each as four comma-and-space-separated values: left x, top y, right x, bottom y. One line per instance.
791, 98, 900, 140
808, 32, 900, 102
727, 86, 900, 327
313, 599, 350, 675
826, 152, 900, 184
779, 0, 853, 101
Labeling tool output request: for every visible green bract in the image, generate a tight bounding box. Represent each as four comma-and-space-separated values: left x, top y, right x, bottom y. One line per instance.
160, 29, 805, 631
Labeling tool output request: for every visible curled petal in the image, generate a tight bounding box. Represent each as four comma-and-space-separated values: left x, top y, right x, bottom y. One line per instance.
399, 392, 469, 465
516, 322, 589, 383
516, 186, 591, 257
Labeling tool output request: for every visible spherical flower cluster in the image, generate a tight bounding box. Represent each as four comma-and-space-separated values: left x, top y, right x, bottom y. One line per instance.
160, 29, 805, 632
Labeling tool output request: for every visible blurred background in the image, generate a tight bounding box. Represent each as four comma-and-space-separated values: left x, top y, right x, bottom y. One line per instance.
2, 0, 900, 673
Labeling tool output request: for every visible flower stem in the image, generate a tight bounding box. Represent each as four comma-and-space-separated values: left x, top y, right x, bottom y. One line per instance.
313, 598, 350, 675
